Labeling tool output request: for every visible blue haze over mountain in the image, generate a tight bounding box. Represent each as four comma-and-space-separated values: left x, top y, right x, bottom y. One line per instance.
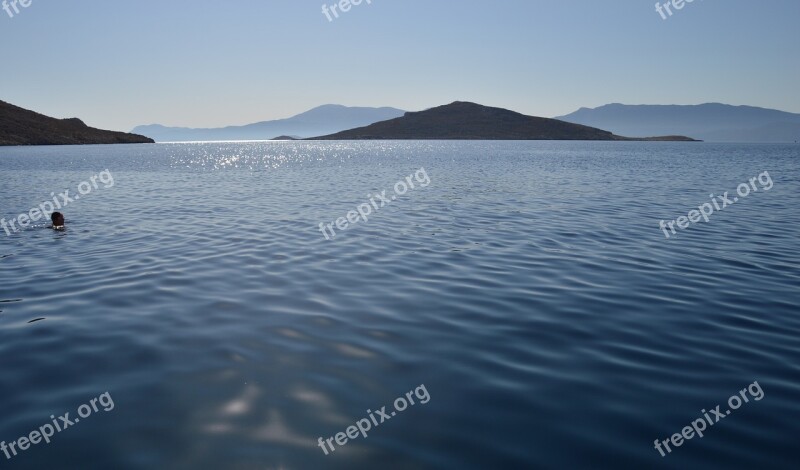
556, 103, 800, 142
133, 105, 405, 142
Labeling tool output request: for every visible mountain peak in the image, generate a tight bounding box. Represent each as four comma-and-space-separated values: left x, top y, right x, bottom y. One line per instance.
132, 105, 406, 142
556, 103, 800, 142
312, 102, 695, 141
1, 100, 153, 146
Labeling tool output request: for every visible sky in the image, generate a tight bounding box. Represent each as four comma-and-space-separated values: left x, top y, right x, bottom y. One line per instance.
2, 0, 799, 132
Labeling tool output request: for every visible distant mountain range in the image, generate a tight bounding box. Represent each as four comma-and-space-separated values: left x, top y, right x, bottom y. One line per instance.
132, 105, 405, 142
556, 103, 800, 142
6, 99, 796, 147
0, 100, 153, 146
312, 102, 697, 141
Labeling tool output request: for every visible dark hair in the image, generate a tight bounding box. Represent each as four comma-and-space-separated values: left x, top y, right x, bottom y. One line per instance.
51, 212, 65, 226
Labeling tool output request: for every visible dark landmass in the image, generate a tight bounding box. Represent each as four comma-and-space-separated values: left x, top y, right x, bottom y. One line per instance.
636, 135, 699, 142
556, 103, 800, 142
0, 100, 154, 146
271, 135, 300, 140
133, 105, 406, 142
311, 102, 698, 141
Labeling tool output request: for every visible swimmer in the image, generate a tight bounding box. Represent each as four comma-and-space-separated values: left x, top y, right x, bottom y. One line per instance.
50, 212, 65, 230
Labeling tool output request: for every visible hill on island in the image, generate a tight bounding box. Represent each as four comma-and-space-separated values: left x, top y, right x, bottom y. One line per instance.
311, 102, 697, 141
556, 103, 800, 142
0, 100, 154, 146
133, 105, 406, 142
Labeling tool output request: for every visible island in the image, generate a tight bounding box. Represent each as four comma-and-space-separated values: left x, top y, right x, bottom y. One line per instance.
310, 102, 699, 141
1, 100, 154, 146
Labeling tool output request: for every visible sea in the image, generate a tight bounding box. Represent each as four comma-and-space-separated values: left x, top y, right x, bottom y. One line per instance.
1, 141, 799, 469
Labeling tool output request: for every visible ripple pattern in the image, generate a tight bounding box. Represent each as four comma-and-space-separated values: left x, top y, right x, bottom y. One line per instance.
1, 141, 799, 469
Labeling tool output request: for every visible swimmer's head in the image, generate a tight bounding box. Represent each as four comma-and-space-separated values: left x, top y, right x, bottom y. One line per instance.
51, 212, 65, 228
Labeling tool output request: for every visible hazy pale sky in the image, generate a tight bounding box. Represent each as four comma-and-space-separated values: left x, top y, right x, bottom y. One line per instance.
2, 0, 798, 132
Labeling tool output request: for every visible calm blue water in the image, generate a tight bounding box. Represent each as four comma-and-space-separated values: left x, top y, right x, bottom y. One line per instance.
1, 141, 799, 469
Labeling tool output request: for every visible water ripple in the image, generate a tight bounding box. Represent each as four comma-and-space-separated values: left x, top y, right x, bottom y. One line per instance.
0, 141, 798, 469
